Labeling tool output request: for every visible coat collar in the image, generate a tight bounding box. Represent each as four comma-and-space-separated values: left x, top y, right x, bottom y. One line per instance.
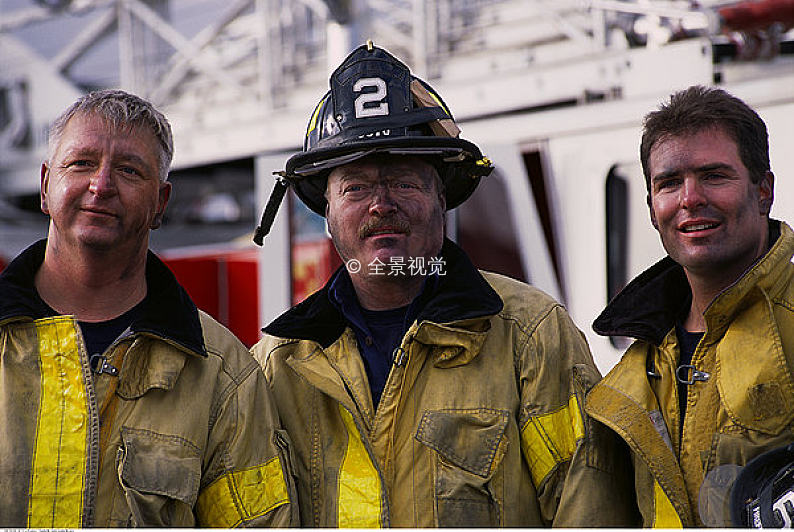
594, 220, 791, 345
0, 239, 206, 358
264, 238, 504, 347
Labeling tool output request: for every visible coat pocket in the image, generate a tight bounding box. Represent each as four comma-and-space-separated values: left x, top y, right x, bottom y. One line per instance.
415, 408, 509, 527
116, 426, 202, 527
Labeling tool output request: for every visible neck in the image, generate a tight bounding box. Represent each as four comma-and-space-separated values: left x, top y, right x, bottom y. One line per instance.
683, 281, 712, 333
350, 274, 424, 311
36, 239, 148, 322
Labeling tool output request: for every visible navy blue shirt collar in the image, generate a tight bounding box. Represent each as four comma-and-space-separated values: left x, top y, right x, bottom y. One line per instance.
328, 266, 440, 406
328, 266, 439, 337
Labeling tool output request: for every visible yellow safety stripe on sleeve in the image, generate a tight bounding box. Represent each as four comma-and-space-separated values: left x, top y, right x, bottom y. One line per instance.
338, 405, 382, 528
196, 456, 290, 527
520, 394, 585, 488
653, 480, 683, 528
306, 95, 329, 137
28, 317, 89, 528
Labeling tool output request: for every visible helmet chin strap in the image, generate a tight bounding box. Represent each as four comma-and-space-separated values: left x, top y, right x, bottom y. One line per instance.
253, 175, 290, 246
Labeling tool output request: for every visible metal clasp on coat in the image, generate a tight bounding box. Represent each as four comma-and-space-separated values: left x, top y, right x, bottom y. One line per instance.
392, 347, 407, 367
90, 353, 119, 376
676, 364, 709, 385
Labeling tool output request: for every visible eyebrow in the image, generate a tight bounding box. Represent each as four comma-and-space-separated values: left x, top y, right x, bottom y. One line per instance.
60, 146, 153, 168
335, 172, 369, 184
651, 163, 735, 183
60, 145, 100, 160
117, 152, 155, 171
336, 168, 429, 182
381, 167, 425, 177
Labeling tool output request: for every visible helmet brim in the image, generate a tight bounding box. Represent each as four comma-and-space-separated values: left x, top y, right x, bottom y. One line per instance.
284, 136, 491, 215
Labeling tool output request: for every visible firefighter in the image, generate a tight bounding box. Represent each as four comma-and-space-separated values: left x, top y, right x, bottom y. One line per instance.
251, 42, 637, 527
0, 89, 295, 527
585, 85, 794, 526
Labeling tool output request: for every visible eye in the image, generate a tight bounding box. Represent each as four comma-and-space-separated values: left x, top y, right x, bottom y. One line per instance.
654, 177, 680, 192
345, 184, 363, 192
119, 166, 141, 177
66, 159, 93, 169
342, 183, 370, 198
392, 179, 424, 191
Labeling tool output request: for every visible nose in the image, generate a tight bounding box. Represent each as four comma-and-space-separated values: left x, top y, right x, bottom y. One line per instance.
680, 176, 706, 210
88, 164, 117, 197
368, 183, 398, 217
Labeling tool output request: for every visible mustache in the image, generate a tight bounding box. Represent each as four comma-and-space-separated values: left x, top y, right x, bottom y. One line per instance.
358, 216, 411, 239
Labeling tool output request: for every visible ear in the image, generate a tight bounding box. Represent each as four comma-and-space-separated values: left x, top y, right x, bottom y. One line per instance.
150, 181, 172, 229
758, 171, 774, 216
40, 163, 51, 215
647, 193, 659, 230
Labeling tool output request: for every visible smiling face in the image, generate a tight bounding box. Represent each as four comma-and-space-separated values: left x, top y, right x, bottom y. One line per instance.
325, 155, 445, 273
41, 112, 171, 256
647, 126, 773, 282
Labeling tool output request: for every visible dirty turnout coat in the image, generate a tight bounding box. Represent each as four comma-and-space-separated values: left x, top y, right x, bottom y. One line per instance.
586, 220, 794, 527
253, 239, 636, 527
0, 240, 295, 527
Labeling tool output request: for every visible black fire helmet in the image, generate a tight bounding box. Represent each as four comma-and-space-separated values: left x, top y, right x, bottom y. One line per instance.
731, 442, 794, 528
253, 41, 493, 245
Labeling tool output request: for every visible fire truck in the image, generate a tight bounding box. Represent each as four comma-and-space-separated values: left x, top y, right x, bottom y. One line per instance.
1, 0, 793, 371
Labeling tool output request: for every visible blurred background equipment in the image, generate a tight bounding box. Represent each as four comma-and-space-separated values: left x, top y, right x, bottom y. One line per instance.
2, 0, 794, 363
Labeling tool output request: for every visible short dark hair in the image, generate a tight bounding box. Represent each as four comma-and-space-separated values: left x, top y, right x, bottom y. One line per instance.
640, 85, 770, 190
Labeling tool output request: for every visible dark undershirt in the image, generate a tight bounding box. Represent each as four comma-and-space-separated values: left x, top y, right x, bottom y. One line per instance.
329, 270, 438, 408
358, 305, 410, 405
675, 322, 704, 435
79, 302, 143, 361
37, 292, 142, 369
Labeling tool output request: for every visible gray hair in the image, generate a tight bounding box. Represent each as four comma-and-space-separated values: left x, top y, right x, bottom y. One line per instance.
47, 89, 174, 182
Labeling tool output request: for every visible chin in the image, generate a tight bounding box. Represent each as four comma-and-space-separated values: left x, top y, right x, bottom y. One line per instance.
678, 252, 732, 272
369, 249, 403, 264
76, 233, 120, 251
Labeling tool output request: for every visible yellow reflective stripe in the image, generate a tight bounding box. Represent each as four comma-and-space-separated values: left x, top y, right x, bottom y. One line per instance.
425, 89, 451, 116
338, 405, 382, 528
306, 95, 328, 137
196, 456, 289, 527
28, 317, 89, 527
520, 394, 585, 487
653, 480, 682, 528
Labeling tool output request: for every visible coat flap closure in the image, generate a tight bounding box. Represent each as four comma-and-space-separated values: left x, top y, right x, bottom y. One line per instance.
413, 320, 490, 368
586, 382, 693, 526
285, 337, 362, 414
586, 344, 693, 525
716, 296, 794, 435
117, 337, 188, 399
